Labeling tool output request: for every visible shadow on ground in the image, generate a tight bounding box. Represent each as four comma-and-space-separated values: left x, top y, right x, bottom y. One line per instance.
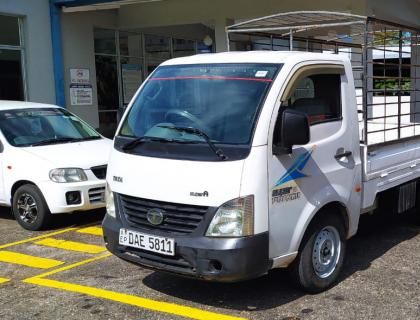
0, 206, 105, 229
142, 211, 420, 312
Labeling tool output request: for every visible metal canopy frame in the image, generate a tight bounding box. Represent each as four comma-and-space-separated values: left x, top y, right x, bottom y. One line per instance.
226, 11, 420, 147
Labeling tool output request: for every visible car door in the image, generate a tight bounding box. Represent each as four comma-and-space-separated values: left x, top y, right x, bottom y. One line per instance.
268, 63, 360, 259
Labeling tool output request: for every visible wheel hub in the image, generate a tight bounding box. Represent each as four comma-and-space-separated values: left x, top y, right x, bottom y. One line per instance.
17, 193, 38, 224
312, 226, 341, 278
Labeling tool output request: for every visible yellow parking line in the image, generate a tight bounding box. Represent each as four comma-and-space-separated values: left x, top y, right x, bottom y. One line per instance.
0, 277, 10, 284
31, 253, 113, 279
77, 226, 103, 237
0, 227, 77, 250
23, 254, 246, 320
24, 278, 246, 320
0, 251, 64, 269
35, 238, 107, 254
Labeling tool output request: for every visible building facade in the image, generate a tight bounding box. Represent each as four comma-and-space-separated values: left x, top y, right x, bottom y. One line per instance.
1, 0, 420, 137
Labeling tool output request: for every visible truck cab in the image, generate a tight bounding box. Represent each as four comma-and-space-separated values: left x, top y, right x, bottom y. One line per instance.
103, 51, 361, 292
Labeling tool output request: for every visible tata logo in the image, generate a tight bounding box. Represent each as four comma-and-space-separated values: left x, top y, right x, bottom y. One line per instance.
113, 176, 123, 183
146, 208, 165, 226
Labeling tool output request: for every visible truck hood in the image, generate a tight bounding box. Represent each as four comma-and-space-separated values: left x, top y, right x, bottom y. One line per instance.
107, 150, 245, 207
19, 138, 112, 169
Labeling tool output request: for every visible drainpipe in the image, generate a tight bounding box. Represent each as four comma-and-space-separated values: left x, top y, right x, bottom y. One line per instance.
49, 0, 66, 107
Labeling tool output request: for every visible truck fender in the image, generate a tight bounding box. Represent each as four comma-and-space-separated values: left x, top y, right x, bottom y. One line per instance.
288, 184, 350, 254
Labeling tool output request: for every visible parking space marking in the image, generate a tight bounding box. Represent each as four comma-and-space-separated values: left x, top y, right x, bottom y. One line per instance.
34, 238, 107, 254
0, 277, 10, 284
23, 254, 247, 320
0, 227, 77, 250
0, 251, 64, 269
76, 226, 103, 236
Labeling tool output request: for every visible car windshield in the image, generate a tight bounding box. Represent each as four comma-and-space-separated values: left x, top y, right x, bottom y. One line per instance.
119, 63, 281, 145
0, 108, 101, 147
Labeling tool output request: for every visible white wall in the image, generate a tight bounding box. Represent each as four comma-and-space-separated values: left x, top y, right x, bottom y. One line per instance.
0, 0, 55, 104
61, 10, 117, 128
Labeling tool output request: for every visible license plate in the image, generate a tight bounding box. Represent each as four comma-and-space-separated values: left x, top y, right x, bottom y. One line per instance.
119, 228, 175, 256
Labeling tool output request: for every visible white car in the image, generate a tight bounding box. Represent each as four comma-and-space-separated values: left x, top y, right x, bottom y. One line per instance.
0, 101, 112, 230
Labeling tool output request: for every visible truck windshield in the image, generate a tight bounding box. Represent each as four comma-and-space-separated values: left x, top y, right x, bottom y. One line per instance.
0, 108, 101, 147
119, 64, 280, 153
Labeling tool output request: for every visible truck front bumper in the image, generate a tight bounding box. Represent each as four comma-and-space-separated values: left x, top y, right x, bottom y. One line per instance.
102, 214, 270, 282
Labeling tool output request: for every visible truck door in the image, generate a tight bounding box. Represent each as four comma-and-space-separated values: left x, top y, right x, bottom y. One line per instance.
268, 63, 359, 260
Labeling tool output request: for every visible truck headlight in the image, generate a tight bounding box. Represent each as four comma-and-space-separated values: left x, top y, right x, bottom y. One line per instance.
49, 168, 87, 183
206, 195, 254, 237
105, 183, 116, 218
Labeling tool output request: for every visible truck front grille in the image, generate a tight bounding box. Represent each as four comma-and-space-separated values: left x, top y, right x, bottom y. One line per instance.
118, 193, 208, 235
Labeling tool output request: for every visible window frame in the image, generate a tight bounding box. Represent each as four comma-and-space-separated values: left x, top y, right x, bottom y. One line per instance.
280, 64, 344, 126
0, 14, 27, 101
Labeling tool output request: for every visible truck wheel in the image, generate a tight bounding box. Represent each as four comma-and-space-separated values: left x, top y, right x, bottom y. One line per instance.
12, 184, 51, 231
289, 213, 346, 293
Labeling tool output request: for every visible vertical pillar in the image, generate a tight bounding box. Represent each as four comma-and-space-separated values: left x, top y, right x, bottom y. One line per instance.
410, 34, 420, 123
49, 0, 66, 107
215, 17, 233, 52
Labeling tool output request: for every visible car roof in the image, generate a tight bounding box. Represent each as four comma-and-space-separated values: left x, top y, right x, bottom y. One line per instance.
0, 101, 61, 111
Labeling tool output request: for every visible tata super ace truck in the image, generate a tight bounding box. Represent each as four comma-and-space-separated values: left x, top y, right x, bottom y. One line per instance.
103, 12, 420, 292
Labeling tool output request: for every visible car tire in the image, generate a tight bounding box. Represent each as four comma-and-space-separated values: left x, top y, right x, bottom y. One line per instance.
289, 213, 346, 293
12, 184, 51, 231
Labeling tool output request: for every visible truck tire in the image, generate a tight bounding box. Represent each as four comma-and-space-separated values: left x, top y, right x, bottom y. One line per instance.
12, 184, 51, 231
289, 213, 346, 293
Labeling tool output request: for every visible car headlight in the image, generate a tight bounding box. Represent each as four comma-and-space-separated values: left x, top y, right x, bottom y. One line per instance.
206, 195, 254, 237
49, 168, 87, 183
105, 183, 116, 218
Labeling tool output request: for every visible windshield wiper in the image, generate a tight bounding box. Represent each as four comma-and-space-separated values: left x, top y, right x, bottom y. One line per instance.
31, 137, 81, 146
122, 136, 189, 151
157, 125, 228, 160
78, 136, 102, 141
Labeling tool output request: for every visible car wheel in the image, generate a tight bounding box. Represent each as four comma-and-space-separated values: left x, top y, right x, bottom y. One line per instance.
13, 184, 51, 231
289, 213, 346, 293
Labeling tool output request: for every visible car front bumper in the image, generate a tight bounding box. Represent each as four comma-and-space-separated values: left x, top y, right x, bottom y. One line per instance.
38, 180, 106, 214
102, 214, 271, 282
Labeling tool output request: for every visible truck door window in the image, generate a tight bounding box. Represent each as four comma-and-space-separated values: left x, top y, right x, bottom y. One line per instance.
283, 73, 342, 125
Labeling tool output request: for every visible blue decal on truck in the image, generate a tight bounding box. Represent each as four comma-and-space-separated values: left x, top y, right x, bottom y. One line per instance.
274, 146, 315, 188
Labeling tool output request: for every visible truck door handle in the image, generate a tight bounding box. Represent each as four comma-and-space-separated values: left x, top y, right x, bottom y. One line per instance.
335, 150, 352, 159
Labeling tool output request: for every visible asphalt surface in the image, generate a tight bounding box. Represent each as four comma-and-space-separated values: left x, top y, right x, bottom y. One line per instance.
1, 207, 420, 320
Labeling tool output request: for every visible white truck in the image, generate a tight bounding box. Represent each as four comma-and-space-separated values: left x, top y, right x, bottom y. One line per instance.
103, 12, 420, 292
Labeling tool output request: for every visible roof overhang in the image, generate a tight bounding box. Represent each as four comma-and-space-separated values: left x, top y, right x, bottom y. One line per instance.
52, 0, 164, 13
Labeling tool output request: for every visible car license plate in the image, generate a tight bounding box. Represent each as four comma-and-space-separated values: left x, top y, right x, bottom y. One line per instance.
119, 228, 175, 256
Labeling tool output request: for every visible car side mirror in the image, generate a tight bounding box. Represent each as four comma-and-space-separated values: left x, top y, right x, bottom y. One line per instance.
273, 109, 310, 155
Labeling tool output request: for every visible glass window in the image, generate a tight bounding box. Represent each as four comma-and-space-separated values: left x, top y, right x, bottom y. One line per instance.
0, 108, 100, 147
0, 49, 24, 100
119, 31, 142, 57
145, 34, 170, 60
285, 74, 342, 125
94, 29, 116, 55
121, 57, 143, 104
120, 63, 281, 145
95, 55, 119, 110
173, 38, 195, 58
0, 15, 20, 46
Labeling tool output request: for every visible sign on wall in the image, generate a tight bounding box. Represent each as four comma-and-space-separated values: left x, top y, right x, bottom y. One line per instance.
70, 84, 93, 106
69, 68, 92, 105
70, 68, 90, 85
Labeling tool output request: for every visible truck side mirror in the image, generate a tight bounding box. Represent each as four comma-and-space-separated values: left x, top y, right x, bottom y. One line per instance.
273, 109, 310, 155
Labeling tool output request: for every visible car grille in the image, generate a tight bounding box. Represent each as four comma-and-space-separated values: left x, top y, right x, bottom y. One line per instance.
91, 165, 107, 180
118, 194, 208, 235
89, 187, 105, 204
